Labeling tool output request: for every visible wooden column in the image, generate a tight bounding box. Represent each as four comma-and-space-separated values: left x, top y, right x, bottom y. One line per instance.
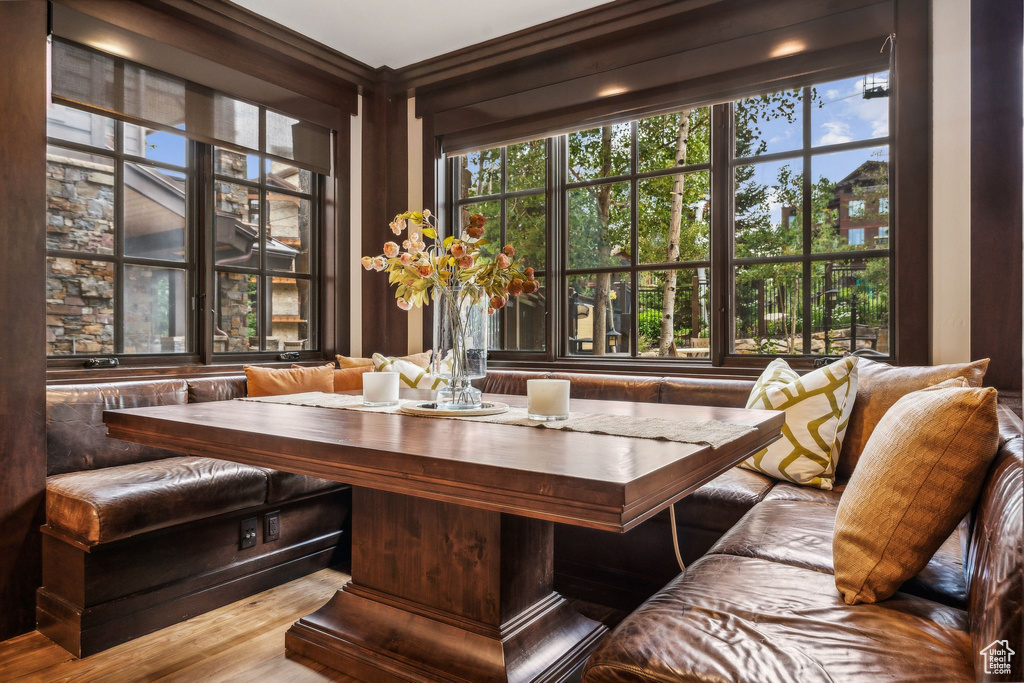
360, 70, 409, 356
0, 1, 48, 640
971, 0, 1023, 390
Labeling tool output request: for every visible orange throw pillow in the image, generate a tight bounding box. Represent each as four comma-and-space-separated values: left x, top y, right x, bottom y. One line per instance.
299, 364, 371, 392
244, 364, 334, 397
335, 355, 374, 369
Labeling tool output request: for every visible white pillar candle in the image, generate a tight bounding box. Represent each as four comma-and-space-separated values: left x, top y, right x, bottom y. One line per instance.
363, 372, 399, 406
527, 379, 570, 421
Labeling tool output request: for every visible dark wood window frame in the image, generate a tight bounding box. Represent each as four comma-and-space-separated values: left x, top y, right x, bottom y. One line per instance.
46, 102, 332, 373
442, 58, 900, 376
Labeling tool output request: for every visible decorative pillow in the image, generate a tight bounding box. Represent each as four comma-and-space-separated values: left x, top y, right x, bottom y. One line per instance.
294, 364, 371, 392
833, 379, 998, 604
838, 358, 989, 478
739, 356, 859, 490
336, 351, 432, 369
245, 363, 334, 397
372, 353, 447, 389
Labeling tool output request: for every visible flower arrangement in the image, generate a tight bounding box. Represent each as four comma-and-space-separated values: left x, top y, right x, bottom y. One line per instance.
360, 210, 538, 313
361, 209, 538, 409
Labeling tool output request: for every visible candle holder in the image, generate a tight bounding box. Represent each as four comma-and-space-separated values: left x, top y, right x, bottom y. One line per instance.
527, 379, 570, 421
363, 372, 399, 407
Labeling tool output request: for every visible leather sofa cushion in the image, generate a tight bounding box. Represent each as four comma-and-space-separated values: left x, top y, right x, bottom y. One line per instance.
476, 370, 551, 396
659, 376, 755, 407
549, 372, 662, 403
582, 553, 973, 683
186, 376, 246, 403
672, 467, 775, 533
710, 500, 969, 609
256, 468, 346, 504
763, 480, 846, 504
46, 456, 268, 544
47, 380, 189, 475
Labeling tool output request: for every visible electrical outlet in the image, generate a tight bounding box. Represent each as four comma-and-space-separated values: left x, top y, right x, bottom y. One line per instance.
264, 511, 280, 542
240, 517, 258, 549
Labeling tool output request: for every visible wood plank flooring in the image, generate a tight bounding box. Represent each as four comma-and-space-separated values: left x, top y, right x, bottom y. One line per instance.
0, 568, 357, 682
0, 568, 625, 682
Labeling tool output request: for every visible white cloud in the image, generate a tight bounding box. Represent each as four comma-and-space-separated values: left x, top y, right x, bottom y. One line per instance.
818, 121, 853, 146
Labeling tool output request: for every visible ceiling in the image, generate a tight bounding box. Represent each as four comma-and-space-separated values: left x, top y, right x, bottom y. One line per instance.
231, 0, 613, 69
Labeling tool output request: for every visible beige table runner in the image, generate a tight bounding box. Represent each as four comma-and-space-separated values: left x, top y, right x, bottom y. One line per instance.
239, 392, 755, 449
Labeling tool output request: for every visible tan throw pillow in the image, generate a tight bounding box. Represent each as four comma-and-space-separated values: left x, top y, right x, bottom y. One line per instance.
336, 355, 374, 369
838, 358, 990, 478
245, 363, 335, 397
833, 379, 999, 604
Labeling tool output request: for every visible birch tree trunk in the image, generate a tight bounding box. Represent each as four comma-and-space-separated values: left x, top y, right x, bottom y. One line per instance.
658, 110, 691, 356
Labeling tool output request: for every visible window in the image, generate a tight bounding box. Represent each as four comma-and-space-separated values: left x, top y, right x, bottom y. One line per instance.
565, 111, 711, 358
731, 72, 890, 357
453, 140, 548, 352
448, 70, 891, 366
46, 104, 193, 355
45, 102, 326, 360
213, 149, 318, 353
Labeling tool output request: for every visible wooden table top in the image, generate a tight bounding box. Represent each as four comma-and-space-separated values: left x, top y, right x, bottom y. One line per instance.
104, 394, 782, 533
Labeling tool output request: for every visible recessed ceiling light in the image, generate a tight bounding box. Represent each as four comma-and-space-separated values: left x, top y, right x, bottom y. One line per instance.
770, 40, 806, 58
598, 85, 628, 98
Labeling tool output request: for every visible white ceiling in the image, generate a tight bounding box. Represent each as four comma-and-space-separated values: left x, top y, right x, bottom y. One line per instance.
232, 0, 613, 69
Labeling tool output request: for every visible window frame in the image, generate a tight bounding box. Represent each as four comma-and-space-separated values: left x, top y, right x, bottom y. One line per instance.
45, 103, 329, 368
210, 146, 322, 360
446, 62, 897, 373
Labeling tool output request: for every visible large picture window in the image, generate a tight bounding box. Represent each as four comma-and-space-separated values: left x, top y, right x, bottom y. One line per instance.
447, 69, 891, 366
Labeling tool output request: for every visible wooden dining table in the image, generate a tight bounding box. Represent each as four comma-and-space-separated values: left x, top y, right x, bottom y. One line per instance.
104, 391, 783, 682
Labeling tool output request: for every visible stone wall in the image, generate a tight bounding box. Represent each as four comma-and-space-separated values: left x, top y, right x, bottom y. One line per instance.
217, 272, 253, 352
45, 153, 116, 356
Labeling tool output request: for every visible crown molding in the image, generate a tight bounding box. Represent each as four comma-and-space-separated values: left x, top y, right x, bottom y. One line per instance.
394, 0, 721, 92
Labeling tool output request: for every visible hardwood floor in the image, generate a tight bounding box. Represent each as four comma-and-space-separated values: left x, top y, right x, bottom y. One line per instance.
0, 568, 357, 682
0, 566, 625, 682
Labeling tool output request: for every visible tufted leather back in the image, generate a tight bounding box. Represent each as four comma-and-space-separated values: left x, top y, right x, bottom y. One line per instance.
186, 376, 247, 403
966, 407, 1023, 680
46, 380, 189, 475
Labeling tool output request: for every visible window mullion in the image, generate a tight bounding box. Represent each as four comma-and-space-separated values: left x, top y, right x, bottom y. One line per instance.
710, 103, 731, 366
629, 120, 639, 358
801, 86, 813, 356
114, 120, 125, 355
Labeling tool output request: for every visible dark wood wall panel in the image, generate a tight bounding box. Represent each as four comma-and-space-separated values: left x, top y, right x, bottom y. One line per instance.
971, 0, 1023, 389
891, 0, 932, 366
0, 1, 48, 640
361, 77, 410, 356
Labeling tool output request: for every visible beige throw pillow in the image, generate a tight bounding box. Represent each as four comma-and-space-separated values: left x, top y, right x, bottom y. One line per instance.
833, 379, 999, 604
838, 358, 989, 478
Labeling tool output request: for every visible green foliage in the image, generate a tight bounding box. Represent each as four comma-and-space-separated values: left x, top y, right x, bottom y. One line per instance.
638, 309, 661, 342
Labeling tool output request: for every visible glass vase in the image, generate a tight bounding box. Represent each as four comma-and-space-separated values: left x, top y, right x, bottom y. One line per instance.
432, 284, 487, 409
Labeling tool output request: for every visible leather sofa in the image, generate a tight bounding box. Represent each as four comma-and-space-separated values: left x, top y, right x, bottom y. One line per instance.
475, 370, 1022, 682
39, 376, 352, 657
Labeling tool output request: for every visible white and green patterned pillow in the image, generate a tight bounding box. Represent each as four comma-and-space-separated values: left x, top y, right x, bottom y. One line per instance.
739, 356, 859, 490
371, 353, 448, 390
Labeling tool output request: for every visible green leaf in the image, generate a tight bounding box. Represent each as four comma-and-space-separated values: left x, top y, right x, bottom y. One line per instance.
422, 227, 437, 239
443, 235, 455, 249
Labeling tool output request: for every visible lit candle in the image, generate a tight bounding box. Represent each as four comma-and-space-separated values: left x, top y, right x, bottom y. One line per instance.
527, 379, 570, 421
363, 372, 399, 406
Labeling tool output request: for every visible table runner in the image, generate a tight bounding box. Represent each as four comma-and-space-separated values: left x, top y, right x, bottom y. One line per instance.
239, 392, 756, 449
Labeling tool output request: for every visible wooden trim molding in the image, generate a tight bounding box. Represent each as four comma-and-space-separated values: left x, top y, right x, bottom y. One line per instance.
0, 1, 48, 640
971, 0, 1023, 389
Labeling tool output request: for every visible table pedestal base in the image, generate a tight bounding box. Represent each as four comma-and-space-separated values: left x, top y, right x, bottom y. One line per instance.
286, 488, 607, 682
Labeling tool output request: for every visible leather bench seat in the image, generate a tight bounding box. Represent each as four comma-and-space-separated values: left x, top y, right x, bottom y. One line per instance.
708, 499, 968, 608
582, 553, 974, 682
46, 456, 269, 544
672, 467, 775, 533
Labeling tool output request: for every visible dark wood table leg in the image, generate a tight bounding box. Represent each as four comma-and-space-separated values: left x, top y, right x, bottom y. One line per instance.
285, 487, 607, 682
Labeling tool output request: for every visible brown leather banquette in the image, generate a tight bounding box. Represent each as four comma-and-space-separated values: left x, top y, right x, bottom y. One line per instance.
475, 370, 1022, 682
39, 376, 351, 657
